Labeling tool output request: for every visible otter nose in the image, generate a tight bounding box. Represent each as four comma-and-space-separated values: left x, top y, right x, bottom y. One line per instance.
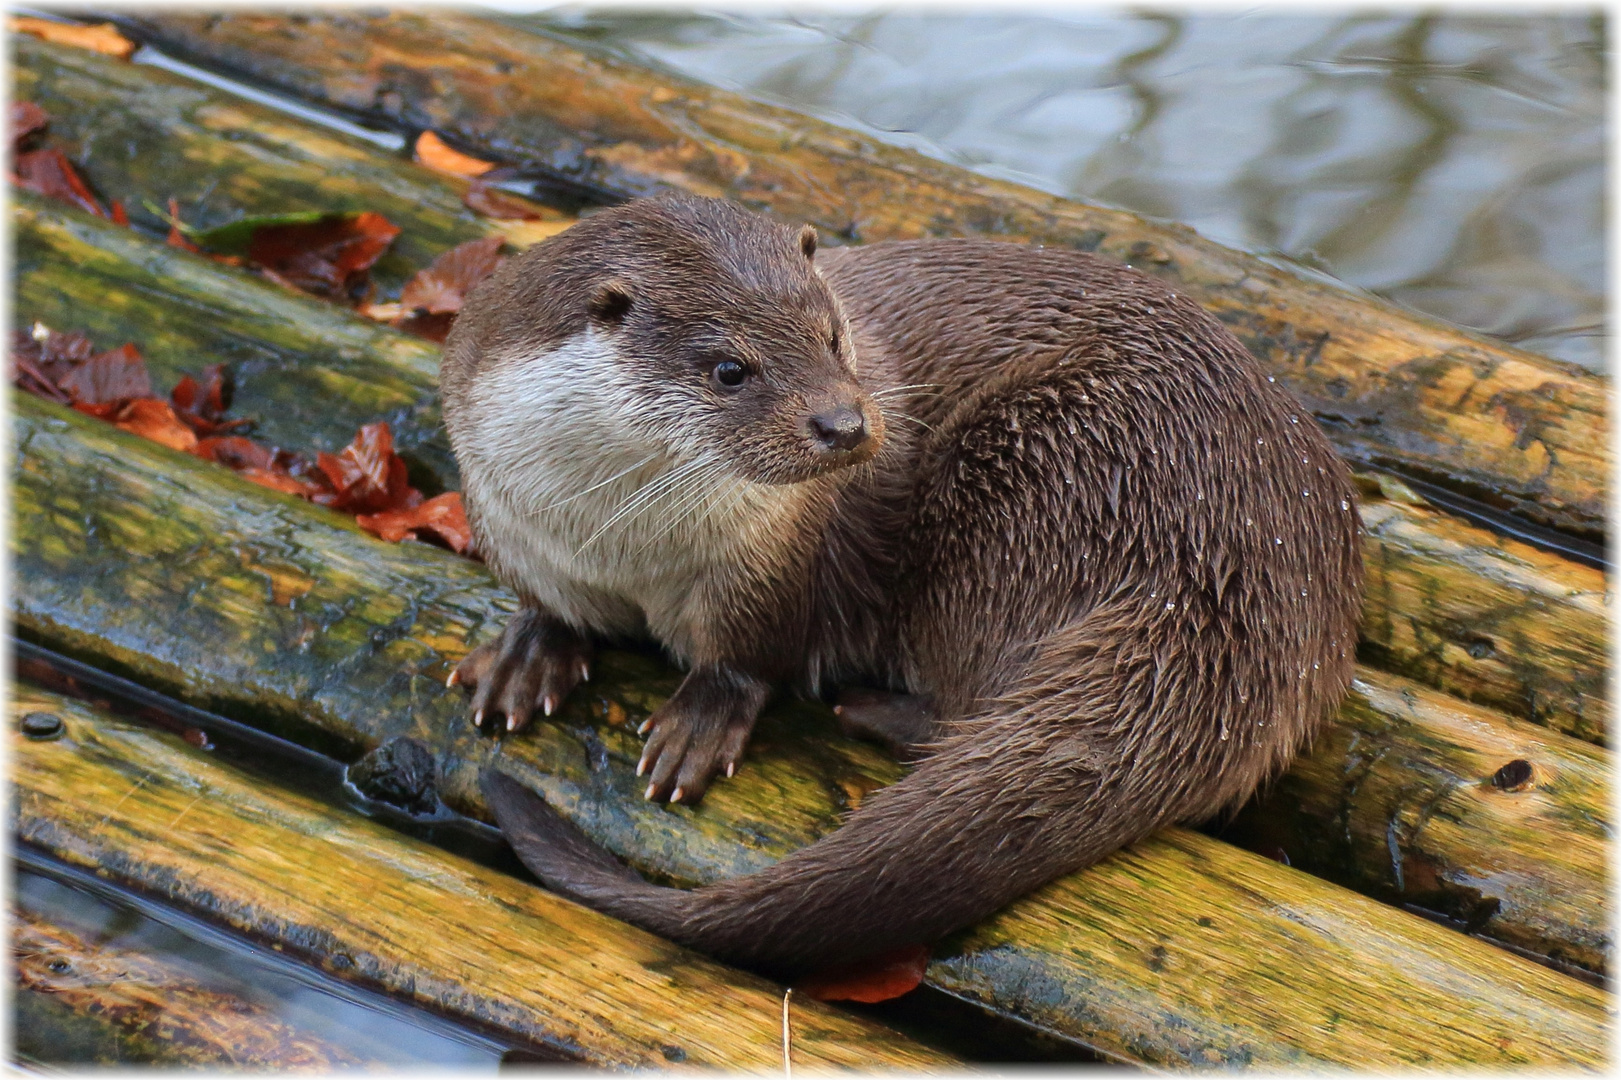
808, 407, 868, 453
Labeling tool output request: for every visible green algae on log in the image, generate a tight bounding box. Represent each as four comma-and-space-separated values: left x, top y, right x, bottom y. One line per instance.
1225, 667, 1610, 976
1354, 475, 1607, 744
93, 9, 1610, 540
12, 34, 564, 302
9, 684, 949, 1070
9, 397, 1609, 1066
12, 194, 454, 485
13, 185, 1606, 744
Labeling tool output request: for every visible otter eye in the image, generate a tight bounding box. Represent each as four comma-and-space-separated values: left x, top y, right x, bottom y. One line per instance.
712, 360, 747, 389
829, 328, 841, 352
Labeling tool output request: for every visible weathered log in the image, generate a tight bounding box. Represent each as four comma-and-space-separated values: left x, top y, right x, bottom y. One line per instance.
12, 34, 566, 297
10, 397, 1608, 1065
93, 9, 1610, 540
14, 180, 1607, 743
13, 192, 452, 480
1354, 474, 1607, 743
1225, 667, 1610, 975
12, 905, 373, 1068
10, 682, 951, 1070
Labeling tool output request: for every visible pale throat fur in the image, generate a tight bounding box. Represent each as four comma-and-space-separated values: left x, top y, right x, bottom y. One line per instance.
449, 324, 826, 665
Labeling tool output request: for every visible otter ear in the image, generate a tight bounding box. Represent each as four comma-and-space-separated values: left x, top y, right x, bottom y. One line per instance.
797, 225, 818, 260
588, 279, 634, 325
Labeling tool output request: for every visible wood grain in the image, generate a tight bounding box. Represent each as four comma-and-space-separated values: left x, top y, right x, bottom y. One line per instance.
9, 683, 951, 1070
10, 397, 1609, 1064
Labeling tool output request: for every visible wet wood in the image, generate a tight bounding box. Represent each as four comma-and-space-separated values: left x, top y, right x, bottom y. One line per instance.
12, 35, 567, 299
9, 683, 951, 1070
12, 906, 370, 1069
10, 398, 1608, 1066
13, 183, 1606, 743
1225, 667, 1610, 975
1354, 474, 1607, 744
93, 9, 1609, 539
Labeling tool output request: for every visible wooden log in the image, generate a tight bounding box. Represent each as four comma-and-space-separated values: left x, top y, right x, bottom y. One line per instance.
12, 905, 373, 1068
1223, 667, 1610, 975
10, 397, 1608, 1066
12, 34, 566, 298
13, 192, 454, 482
10, 682, 951, 1070
93, 9, 1610, 540
1354, 474, 1607, 744
14, 172, 1607, 743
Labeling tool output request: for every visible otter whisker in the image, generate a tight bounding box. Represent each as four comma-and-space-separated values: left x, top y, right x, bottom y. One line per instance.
870, 383, 944, 398
576, 457, 709, 554
526, 453, 660, 517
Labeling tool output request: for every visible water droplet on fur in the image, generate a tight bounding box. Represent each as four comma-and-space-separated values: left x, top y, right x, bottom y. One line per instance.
1245, 517, 1253, 527
1165, 600, 1176, 611
1196, 492, 1204, 500
1340, 499, 1350, 511
1302, 489, 1310, 497
1289, 415, 1299, 423
1256, 438, 1265, 446
1268, 376, 1276, 383
1275, 537, 1283, 545
1313, 662, 1320, 670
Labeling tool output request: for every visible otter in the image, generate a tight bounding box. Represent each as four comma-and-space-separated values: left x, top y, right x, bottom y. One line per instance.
440, 192, 1362, 977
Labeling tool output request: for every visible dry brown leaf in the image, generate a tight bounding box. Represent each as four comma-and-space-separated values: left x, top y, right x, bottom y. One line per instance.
11, 17, 136, 60
464, 180, 541, 220
414, 130, 495, 178
114, 398, 199, 452
13, 148, 107, 218
356, 491, 473, 552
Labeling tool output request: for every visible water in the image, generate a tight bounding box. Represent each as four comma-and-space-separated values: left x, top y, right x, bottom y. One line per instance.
494, 8, 1605, 371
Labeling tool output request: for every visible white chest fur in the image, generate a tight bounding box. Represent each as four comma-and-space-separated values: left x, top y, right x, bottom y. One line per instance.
447, 329, 806, 658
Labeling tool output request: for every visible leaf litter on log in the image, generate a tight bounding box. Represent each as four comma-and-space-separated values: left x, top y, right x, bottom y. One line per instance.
394, 235, 506, 342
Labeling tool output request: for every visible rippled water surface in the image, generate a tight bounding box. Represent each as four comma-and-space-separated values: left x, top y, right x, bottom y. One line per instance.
500, 8, 1606, 371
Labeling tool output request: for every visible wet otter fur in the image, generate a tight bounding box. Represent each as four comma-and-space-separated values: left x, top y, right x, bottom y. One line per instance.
441, 192, 1363, 977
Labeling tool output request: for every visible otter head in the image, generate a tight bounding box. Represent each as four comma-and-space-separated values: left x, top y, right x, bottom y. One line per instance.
474, 193, 884, 488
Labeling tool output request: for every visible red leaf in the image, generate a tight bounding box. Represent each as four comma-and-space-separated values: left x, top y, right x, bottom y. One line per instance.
193, 435, 279, 471
56, 343, 151, 406
246, 212, 401, 299
356, 491, 473, 552
11, 102, 49, 151
464, 180, 541, 220
13, 148, 106, 217
400, 235, 506, 315
113, 398, 199, 452
312, 421, 421, 514
171, 364, 237, 434
240, 466, 324, 498
392, 311, 457, 344
796, 944, 931, 1004
110, 199, 129, 226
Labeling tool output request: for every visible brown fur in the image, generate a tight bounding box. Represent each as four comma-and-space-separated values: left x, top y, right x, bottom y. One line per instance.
444, 193, 1363, 977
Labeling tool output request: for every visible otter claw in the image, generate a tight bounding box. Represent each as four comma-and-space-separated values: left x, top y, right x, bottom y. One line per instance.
578, 661, 591, 683
637, 717, 654, 736
725, 761, 736, 778
645, 782, 657, 800
446, 669, 461, 688
507, 713, 520, 733
542, 696, 556, 717
473, 708, 485, 729
671, 787, 685, 803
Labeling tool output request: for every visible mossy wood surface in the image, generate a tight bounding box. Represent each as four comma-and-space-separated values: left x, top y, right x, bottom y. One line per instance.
13, 193, 453, 479
13, 190, 1606, 744
12, 905, 374, 1069
10, 683, 950, 1070
1228, 668, 1610, 975
95, 9, 1610, 539
10, 398, 1608, 1066
1355, 477, 1607, 743
13, 36, 565, 299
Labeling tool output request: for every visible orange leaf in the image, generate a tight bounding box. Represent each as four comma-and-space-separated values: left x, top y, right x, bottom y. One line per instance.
464, 180, 541, 220
246, 212, 400, 299
114, 398, 199, 452
313, 421, 421, 514
13, 148, 106, 218
240, 466, 321, 498
11, 17, 136, 60
796, 944, 931, 1004
11, 101, 49, 151
400, 236, 506, 315
414, 130, 496, 178
357, 491, 473, 552
110, 199, 129, 226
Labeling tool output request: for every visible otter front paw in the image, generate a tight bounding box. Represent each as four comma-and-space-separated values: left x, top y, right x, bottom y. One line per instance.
450, 608, 592, 736
636, 665, 770, 804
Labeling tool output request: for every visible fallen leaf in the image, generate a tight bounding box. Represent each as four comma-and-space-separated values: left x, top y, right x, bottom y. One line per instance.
194, 435, 279, 471
796, 944, 931, 1004
13, 148, 106, 217
357, 491, 473, 552
245, 212, 401, 299
414, 130, 495, 178
401, 236, 506, 315
464, 180, 541, 220
240, 466, 323, 498
57, 343, 152, 405
170, 364, 244, 435
113, 398, 198, 452
11, 16, 136, 60
313, 421, 421, 514
496, 218, 576, 249
11, 102, 49, 151
110, 200, 129, 226
183, 209, 327, 255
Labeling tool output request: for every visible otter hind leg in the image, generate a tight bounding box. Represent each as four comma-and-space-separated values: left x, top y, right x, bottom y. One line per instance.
834, 689, 939, 760
452, 608, 592, 736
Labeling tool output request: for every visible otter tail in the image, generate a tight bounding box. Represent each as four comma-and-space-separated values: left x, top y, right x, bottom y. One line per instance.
483, 600, 1312, 977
